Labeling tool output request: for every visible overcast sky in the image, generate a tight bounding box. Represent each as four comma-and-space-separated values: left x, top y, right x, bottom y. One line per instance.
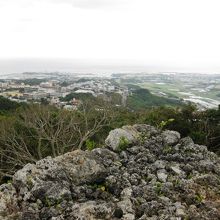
0, 0, 220, 73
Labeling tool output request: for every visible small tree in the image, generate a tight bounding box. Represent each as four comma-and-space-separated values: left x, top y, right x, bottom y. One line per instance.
0, 101, 114, 181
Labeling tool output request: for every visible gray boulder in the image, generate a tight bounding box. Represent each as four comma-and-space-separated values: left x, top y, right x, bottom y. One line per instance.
162, 130, 181, 146
105, 125, 140, 151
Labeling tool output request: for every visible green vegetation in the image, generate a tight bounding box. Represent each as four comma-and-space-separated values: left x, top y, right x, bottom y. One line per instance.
76, 78, 93, 83
61, 93, 95, 102
118, 136, 130, 151
158, 118, 175, 130
0, 96, 220, 184
61, 91, 122, 107
85, 139, 96, 151
162, 145, 173, 154
127, 88, 182, 110
90, 183, 106, 192
16, 78, 47, 86
0, 96, 23, 113
195, 193, 204, 204
154, 182, 163, 196
60, 81, 70, 87
136, 80, 220, 104
26, 175, 34, 188
187, 173, 193, 180
0, 99, 113, 182
172, 178, 180, 187
61, 87, 182, 110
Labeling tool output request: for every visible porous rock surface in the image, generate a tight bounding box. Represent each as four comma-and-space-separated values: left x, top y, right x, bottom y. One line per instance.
1, 124, 220, 220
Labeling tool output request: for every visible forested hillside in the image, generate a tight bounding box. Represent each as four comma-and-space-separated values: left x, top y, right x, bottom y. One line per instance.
127, 88, 182, 109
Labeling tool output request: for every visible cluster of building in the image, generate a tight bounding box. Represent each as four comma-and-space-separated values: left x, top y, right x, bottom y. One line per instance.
0, 78, 129, 110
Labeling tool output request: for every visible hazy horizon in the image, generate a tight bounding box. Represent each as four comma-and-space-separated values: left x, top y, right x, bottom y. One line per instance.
1, 58, 220, 75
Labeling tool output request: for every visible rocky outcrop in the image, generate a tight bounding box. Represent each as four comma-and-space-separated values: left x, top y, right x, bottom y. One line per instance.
1, 124, 220, 220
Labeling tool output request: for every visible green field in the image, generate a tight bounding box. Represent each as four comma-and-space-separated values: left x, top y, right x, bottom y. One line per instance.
137, 82, 220, 102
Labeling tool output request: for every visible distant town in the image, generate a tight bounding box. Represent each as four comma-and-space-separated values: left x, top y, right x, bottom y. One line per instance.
0, 72, 220, 110
0, 72, 130, 110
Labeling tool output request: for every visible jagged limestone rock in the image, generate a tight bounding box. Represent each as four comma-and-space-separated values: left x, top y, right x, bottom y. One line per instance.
157, 169, 168, 183
105, 126, 139, 151
1, 124, 220, 220
162, 130, 181, 146
0, 183, 19, 218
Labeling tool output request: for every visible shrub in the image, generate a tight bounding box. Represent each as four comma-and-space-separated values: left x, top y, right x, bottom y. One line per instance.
85, 139, 96, 151
118, 136, 130, 151
158, 118, 175, 130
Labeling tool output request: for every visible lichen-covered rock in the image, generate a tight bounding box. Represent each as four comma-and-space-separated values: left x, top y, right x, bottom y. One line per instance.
1, 124, 220, 220
0, 183, 19, 219
157, 169, 168, 183
105, 125, 141, 151
162, 130, 181, 146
